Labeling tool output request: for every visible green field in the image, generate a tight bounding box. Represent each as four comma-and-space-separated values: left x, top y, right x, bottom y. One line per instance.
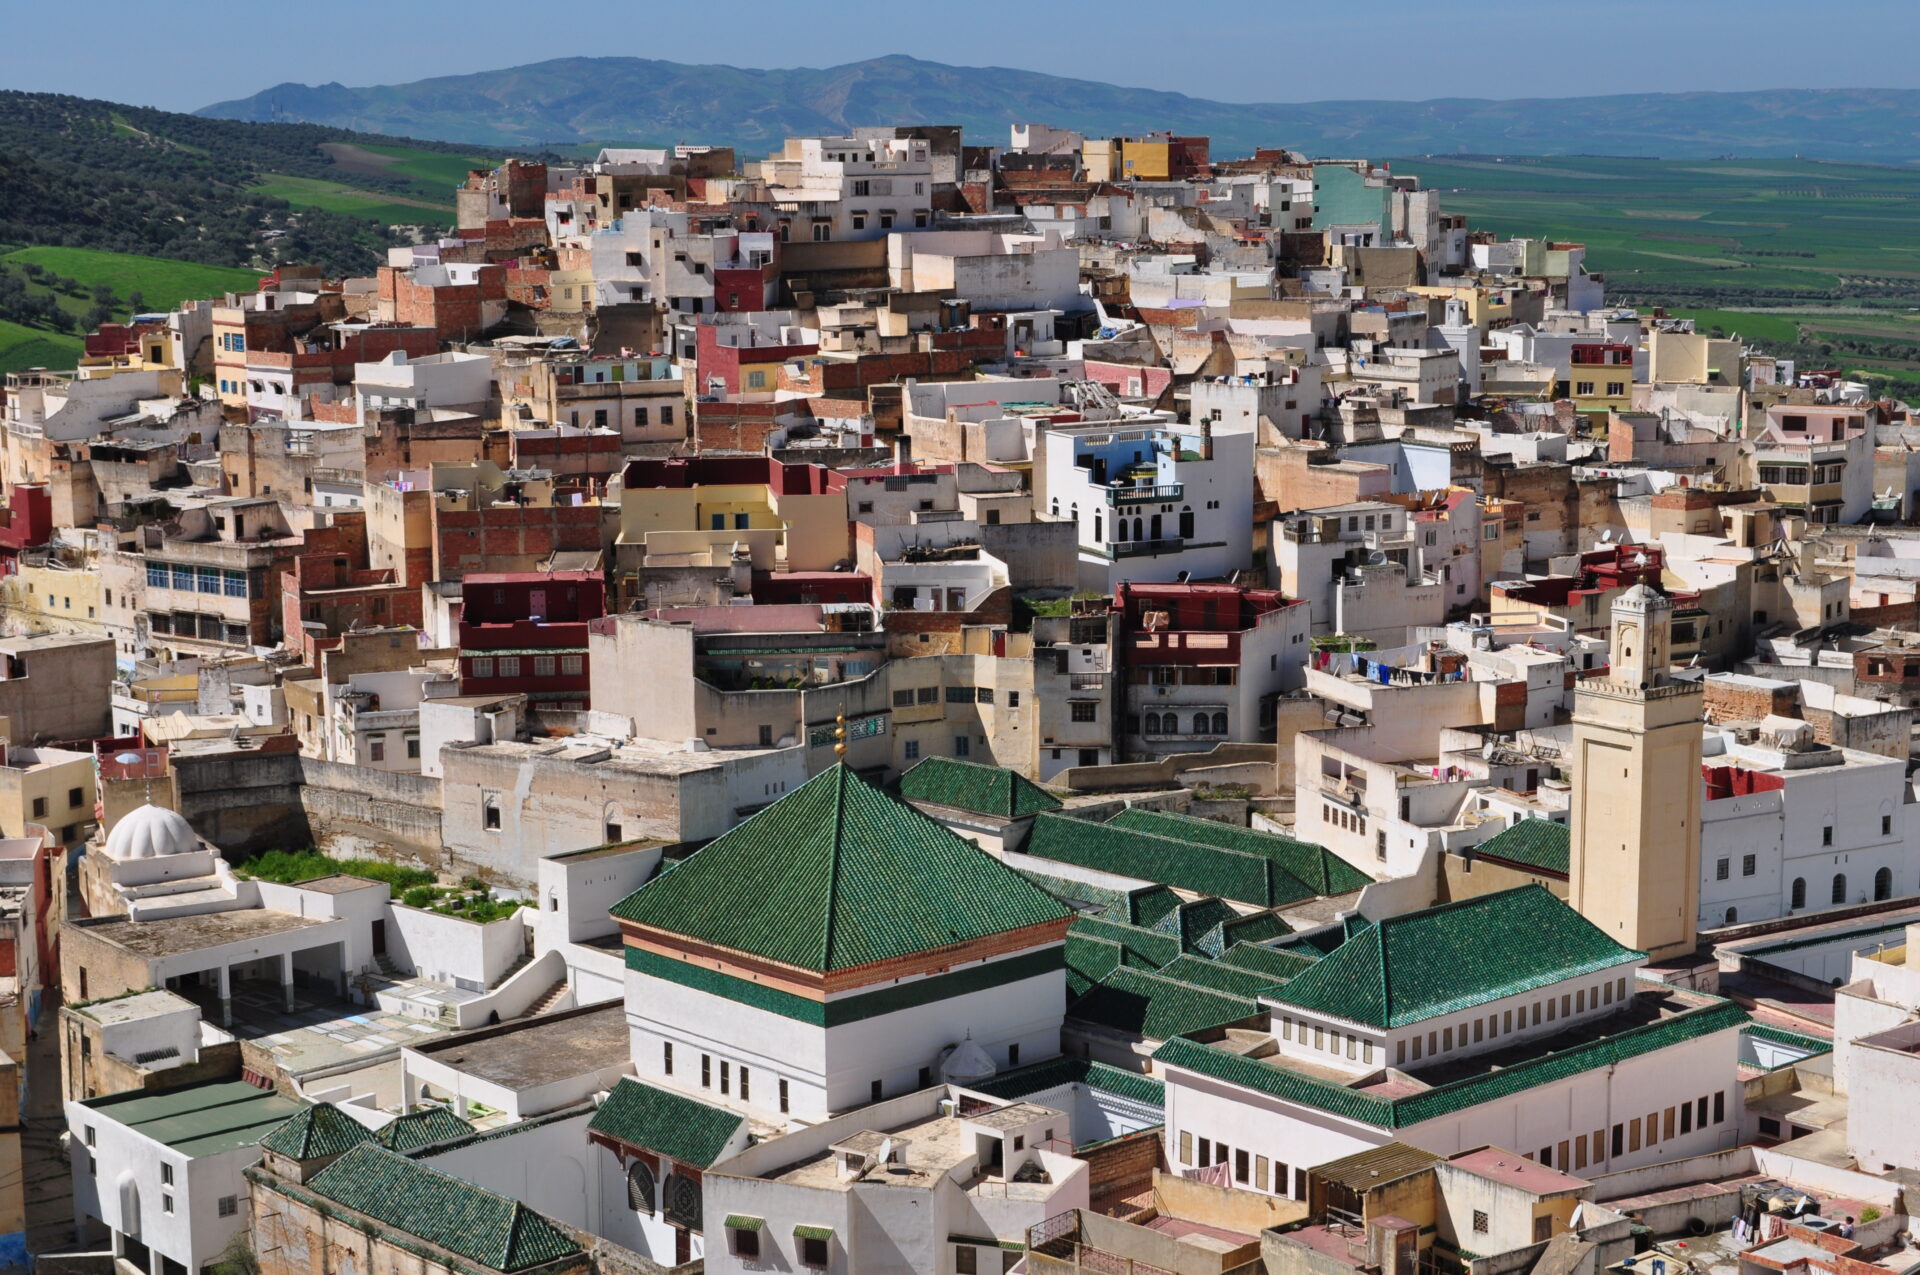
251, 174, 457, 226
1394, 155, 1920, 400
0, 319, 83, 374
347, 142, 490, 189
1393, 155, 1920, 305
2, 247, 262, 312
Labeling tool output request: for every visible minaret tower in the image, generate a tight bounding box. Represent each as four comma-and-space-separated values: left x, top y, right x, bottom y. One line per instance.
1568, 584, 1703, 959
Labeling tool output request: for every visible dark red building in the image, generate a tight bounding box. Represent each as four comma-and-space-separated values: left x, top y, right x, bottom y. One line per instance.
457, 570, 606, 708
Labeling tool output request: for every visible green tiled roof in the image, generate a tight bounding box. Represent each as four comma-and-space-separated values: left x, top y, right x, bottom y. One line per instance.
1025, 812, 1307, 907
587, 1077, 744, 1169
1268, 886, 1641, 1029
899, 757, 1062, 818
375, 1107, 477, 1153
1221, 912, 1294, 945
1155, 994, 1747, 1129
306, 1144, 581, 1272
1474, 820, 1571, 876
972, 1056, 1166, 1108
1744, 1023, 1833, 1055
261, 1102, 374, 1161
1014, 868, 1126, 918
611, 765, 1069, 972
1111, 808, 1372, 895
1128, 885, 1183, 928
1156, 898, 1235, 948
81, 1079, 306, 1158
1069, 966, 1260, 1041
1222, 942, 1321, 982
1157, 954, 1290, 998
1071, 915, 1182, 967
1067, 932, 1125, 997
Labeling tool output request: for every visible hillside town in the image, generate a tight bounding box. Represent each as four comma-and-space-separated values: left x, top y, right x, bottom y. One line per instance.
2, 120, 1918, 1275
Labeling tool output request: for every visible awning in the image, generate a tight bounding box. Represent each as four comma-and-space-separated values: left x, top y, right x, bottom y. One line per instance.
794, 1225, 835, 1241
725, 1216, 765, 1232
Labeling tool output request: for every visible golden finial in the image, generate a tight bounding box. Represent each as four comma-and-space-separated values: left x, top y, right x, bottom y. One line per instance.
834, 713, 847, 758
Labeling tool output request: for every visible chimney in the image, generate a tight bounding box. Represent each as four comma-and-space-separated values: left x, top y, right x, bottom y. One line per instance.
1198, 419, 1214, 461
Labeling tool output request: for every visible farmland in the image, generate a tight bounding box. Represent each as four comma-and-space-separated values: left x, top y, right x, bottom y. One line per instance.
1392, 155, 1920, 400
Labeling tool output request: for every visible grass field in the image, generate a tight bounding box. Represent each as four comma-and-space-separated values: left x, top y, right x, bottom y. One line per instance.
2, 247, 262, 312
0, 319, 83, 375
250, 174, 457, 225
1632, 307, 1802, 345
1392, 155, 1920, 305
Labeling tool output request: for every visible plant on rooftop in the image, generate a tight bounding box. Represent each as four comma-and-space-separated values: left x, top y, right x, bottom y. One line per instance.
1312, 635, 1377, 652
236, 848, 434, 892
397, 883, 525, 923
1861, 1206, 1882, 1224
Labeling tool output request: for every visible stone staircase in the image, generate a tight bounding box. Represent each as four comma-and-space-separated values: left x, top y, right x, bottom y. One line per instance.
522, 980, 570, 1018
372, 951, 401, 979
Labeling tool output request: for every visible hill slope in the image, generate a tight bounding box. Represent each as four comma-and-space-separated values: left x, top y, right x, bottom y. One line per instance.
200, 55, 1920, 159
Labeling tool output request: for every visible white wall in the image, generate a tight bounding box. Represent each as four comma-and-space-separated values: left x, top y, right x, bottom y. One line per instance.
67, 1105, 256, 1272
386, 903, 529, 991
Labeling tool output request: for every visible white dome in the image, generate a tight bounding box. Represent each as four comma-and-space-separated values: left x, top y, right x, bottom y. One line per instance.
939, 1035, 998, 1086
104, 803, 200, 861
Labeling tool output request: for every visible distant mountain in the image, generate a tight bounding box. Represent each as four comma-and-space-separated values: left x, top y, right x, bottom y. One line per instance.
199, 56, 1920, 159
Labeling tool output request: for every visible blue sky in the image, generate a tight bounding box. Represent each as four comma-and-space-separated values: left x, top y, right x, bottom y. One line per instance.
9, 0, 1918, 113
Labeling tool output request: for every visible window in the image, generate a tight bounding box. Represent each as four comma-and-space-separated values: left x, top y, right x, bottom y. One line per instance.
660, 405, 674, 425
780, 1079, 790, 1113
31, 797, 46, 819
1885, 815, 1895, 836
1715, 858, 1729, 881
1791, 878, 1807, 909
1070, 701, 1098, 722
498, 656, 521, 678
701, 1054, 712, 1088
903, 740, 920, 761
1179, 1131, 1193, 1164
218, 1196, 238, 1218
370, 740, 386, 763
163, 1195, 174, 1215
1742, 854, 1756, 877
871, 1079, 883, 1102
1833, 873, 1848, 905
483, 794, 501, 830
1473, 1211, 1489, 1234
731, 1225, 761, 1260
664, 1043, 673, 1075
801, 1236, 829, 1268
720, 1061, 730, 1094
956, 1245, 978, 1275
1876, 866, 1894, 901
1008, 691, 1020, 708
534, 655, 556, 678
1823, 825, 1834, 846
1714, 1091, 1725, 1123
1575, 381, 1595, 396
954, 736, 969, 757
162, 1164, 174, 1185
561, 655, 583, 676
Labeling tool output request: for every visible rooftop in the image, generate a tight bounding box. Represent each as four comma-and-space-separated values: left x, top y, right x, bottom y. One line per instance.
76, 988, 198, 1025
81, 1078, 306, 1157
1446, 1146, 1589, 1195
73, 908, 335, 959
409, 1002, 628, 1092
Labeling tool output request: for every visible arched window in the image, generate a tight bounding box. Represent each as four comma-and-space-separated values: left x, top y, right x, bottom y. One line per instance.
626, 1160, 656, 1213
1724, 907, 1738, 925
1144, 712, 1162, 735
1114, 519, 1128, 541
1791, 878, 1806, 910
1832, 873, 1848, 906
1211, 711, 1229, 735
1132, 517, 1144, 541
1093, 513, 1103, 542
1875, 866, 1893, 901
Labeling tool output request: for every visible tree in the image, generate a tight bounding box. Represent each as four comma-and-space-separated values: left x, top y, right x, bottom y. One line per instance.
81, 303, 114, 331
127, 289, 145, 311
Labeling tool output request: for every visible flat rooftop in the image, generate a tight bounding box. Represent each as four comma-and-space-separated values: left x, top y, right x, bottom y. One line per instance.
453, 737, 790, 777
77, 988, 197, 1025
409, 1002, 628, 1091
75, 909, 335, 959
767, 1111, 1057, 1200
80, 1078, 304, 1157
1447, 1147, 1588, 1195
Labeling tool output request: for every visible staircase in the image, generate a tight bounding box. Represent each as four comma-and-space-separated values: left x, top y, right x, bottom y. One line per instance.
491, 950, 533, 990
522, 980, 570, 1018
372, 951, 401, 979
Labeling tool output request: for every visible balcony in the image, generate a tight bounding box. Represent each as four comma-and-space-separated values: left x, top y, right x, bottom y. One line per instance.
1106, 483, 1183, 505
1068, 673, 1106, 690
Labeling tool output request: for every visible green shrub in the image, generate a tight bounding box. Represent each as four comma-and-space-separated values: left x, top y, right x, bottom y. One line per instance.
237, 848, 434, 892
1861, 1206, 1881, 1224
401, 885, 438, 909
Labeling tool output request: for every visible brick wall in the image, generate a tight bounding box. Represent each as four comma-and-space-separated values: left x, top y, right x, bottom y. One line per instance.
1083, 1126, 1164, 1210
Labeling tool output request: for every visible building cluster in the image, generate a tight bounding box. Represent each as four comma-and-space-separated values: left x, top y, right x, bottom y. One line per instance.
0, 120, 1915, 1275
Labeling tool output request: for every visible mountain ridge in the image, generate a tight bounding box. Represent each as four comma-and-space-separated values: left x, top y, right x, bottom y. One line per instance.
198, 55, 1920, 159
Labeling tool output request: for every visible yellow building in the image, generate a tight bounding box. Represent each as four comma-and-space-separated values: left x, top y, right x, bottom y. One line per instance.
1568, 585, 1702, 960
1083, 137, 1172, 182
613, 457, 851, 600
0, 742, 98, 846
1568, 341, 1634, 419
0, 545, 107, 639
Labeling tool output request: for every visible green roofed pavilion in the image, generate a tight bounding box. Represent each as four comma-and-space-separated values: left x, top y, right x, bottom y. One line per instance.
588, 1076, 746, 1168
610, 765, 1070, 972
1472, 820, 1571, 877
260, 1101, 373, 1161
899, 756, 1063, 819
1267, 884, 1642, 1029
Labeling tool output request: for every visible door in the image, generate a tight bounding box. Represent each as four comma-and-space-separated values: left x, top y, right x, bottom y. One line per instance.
529, 589, 547, 619
372, 919, 386, 955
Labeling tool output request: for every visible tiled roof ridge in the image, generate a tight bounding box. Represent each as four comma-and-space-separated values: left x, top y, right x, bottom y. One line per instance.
819, 763, 848, 968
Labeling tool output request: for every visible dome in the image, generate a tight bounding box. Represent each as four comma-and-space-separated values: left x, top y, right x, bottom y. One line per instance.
104, 803, 200, 861
938, 1034, 998, 1086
